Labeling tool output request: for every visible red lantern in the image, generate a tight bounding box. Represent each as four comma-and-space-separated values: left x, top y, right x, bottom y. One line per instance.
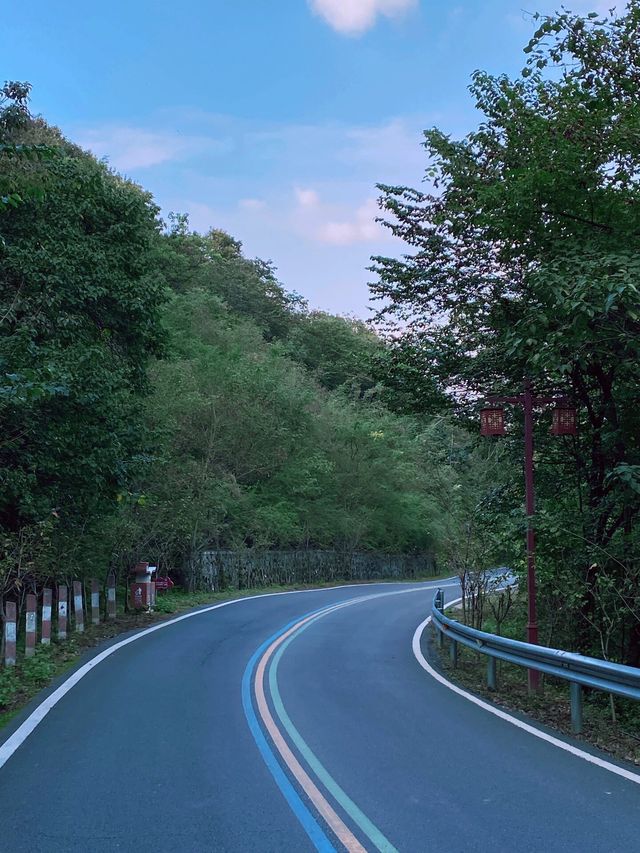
480, 407, 506, 436
551, 406, 577, 436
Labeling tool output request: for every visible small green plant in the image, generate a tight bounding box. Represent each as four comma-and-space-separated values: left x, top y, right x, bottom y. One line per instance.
0, 668, 19, 709
153, 596, 180, 614
20, 648, 56, 688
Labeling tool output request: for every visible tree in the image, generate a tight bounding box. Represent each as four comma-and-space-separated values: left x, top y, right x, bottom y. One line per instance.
0, 88, 471, 604
0, 81, 57, 213
284, 310, 381, 392
0, 99, 167, 557
159, 216, 305, 340
371, 3, 640, 658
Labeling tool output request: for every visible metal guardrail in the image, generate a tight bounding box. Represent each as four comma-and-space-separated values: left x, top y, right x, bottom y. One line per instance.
432, 589, 640, 734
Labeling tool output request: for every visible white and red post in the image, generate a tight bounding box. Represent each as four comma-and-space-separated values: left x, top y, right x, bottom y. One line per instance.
107, 573, 116, 619
73, 581, 84, 633
58, 585, 68, 640
25, 593, 37, 657
4, 601, 17, 666
90, 579, 100, 626
41, 588, 52, 645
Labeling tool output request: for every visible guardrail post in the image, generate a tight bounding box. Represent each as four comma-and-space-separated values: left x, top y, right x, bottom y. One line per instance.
487, 656, 497, 690
25, 594, 37, 658
450, 638, 458, 668
570, 682, 583, 735
41, 588, 52, 644
437, 625, 444, 649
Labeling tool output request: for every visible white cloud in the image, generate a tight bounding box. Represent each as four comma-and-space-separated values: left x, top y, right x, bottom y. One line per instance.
295, 187, 320, 207
182, 201, 220, 233
308, 0, 417, 35
341, 118, 427, 173
77, 108, 468, 316
315, 198, 386, 245
239, 198, 267, 211
76, 125, 218, 171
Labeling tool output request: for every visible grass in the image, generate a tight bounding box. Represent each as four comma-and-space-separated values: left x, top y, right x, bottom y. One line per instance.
431, 600, 640, 767
0, 641, 81, 730
0, 572, 441, 731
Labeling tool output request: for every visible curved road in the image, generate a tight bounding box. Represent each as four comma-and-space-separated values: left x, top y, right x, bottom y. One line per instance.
0, 581, 638, 851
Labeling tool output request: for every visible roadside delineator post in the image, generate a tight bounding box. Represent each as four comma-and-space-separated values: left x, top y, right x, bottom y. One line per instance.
107, 573, 116, 619
435, 589, 444, 649
570, 682, 583, 735
90, 579, 100, 626
58, 585, 68, 640
450, 637, 458, 668
25, 593, 37, 658
4, 601, 17, 666
41, 588, 52, 645
487, 656, 497, 691
73, 581, 84, 633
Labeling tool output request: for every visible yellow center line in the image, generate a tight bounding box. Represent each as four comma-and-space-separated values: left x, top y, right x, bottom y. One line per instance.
254, 611, 368, 853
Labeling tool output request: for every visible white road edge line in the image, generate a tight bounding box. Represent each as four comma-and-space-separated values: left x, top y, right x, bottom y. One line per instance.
412, 600, 640, 786
0, 577, 455, 771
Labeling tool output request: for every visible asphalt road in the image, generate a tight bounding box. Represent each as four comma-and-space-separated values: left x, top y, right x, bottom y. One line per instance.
0, 581, 638, 852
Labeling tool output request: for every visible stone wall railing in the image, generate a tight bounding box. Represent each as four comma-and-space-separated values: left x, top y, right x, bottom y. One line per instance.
197, 549, 437, 591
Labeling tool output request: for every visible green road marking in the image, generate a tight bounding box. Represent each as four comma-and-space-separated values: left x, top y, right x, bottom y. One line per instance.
269, 613, 399, 853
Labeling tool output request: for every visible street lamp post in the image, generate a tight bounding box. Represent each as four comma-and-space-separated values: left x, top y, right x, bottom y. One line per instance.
481, 380, 576, 692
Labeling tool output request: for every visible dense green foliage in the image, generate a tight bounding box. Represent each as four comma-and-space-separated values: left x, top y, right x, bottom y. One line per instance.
0, 84, 469, 607
1, 93, 168, 602
371, 3, 640, 662
102, 221, 458, 581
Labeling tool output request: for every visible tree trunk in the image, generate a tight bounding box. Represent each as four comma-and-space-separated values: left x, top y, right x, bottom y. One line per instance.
625, 620, 640, 668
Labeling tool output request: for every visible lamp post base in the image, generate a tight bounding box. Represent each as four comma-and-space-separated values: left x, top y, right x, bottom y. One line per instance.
527, 620, 540, 692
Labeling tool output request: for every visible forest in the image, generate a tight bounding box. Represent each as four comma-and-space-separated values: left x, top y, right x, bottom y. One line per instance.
0, 81, 481, 604
2, 3, 640, 669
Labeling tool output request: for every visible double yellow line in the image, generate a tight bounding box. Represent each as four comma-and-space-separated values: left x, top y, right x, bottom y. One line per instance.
246, 590, 428, 851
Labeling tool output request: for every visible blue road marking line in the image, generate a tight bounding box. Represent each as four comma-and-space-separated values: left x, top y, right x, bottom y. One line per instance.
241, 605, 338, 853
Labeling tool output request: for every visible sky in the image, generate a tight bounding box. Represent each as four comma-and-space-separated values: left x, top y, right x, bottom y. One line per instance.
5, 0, 614, 317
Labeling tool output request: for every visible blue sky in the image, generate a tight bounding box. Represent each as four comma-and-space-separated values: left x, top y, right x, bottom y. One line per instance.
6, 0, 611, 316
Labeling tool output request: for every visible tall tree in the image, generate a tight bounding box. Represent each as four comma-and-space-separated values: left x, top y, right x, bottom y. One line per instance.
371, 3, 640, 657
0, 96, 166, 542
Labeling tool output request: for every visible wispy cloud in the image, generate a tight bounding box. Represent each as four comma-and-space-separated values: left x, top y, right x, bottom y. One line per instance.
239, 198, 267, 211
295, 187, 320, 207
290, 189, 388, 246
315, 198, 385, 245
308, 0, 417, 36
73, 108, 466, 315
76, 125, 218, 171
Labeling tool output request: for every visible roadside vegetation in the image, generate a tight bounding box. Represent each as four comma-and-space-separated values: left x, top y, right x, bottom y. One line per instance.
0, 80, 473, 633
373, 3, 640, 670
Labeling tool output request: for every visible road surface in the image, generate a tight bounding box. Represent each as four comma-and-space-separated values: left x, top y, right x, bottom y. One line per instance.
0, 581, 638, 851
